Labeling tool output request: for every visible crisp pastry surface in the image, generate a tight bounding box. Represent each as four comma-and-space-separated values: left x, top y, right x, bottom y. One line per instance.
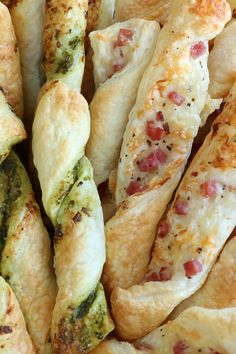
102, 0, 231, 294
111, 76, 236, 340
0, 153, 57, 354
33, 80, 90, 224
0, 2, 23, 118
87, 19, 159, 185
114, 0, 170, 25
209, 19, 236, 99
91, 307, 236, 354
0, 276, 35, 354
171, 231, 236, 319
2, 0, 46, 125
0, 90, 26, 163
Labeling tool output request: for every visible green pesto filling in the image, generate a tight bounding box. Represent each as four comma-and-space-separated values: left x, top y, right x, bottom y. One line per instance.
57, 284, 112, 352
71, 289, 96, 321
0, 156, 21, 257
54, 34, 83, 75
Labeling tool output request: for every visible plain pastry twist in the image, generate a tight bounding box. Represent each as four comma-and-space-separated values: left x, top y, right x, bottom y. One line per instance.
33, 1, 114, 352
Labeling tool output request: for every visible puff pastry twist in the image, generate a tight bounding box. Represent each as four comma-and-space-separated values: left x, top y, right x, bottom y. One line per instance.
33, 1, 114, 352
111, 67, 236, 341
103, 0, 231, 294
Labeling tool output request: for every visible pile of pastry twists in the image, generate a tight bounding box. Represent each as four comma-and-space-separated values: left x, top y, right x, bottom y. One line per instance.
1, 0, 236, 353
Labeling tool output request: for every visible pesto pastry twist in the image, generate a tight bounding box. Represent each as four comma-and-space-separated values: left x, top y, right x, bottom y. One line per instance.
33, 1, 114, 352
0, 276, 35, 354
0, 152, 57, 354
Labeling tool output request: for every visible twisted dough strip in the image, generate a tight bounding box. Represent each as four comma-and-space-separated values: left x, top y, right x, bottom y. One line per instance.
0, 152, 57, 353
0, 2, 23, 118
33, 1, 114, 352
103, 0, 231, 294
2, 0, 45, 125
111, 71, 236, 341
87, 19, 159, 185
0, 276, 35, 354
91, 307, 236, 354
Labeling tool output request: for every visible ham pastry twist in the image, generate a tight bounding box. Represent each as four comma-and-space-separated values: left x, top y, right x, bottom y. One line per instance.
2, 0, 45, 124
87, 19, 159, 185
103, 0, 231, 294
111, 67, 236, 341
0, 276, 35, 354
33, 1, 114, 352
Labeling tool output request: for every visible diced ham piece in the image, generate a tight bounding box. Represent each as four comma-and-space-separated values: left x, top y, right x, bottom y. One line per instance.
200, 180, 217, 198
146, 120, 165, 141
155, 148, 167, 164
138, 148, 167, 172
190, 41, 206, 58
174, 198, 189, 215
168, 91, 185, 106
156, 111, 164, 121
126, 181, 147, 196
112, 63, 124, 74
157, 222, 169, 238
144, 267, 171, 282
114, 29, 133, 47
173, 341, 188, 354
144, 272, 159, 282
159, 267, 172, 281
184, 259, 203, 278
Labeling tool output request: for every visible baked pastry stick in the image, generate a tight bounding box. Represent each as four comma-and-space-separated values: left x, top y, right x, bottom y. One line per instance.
91, 307, 236, 354
103, 0, 231, 293
33, 80, 114, 353
0, 152, 57, 353
209, 17, 236, 99
43, 0, 88, 92
0, 276, 35, 354
33, 1, 114, 352
114, 0, 170, 25
111, 72, 236, 340
2, 0, 45, 126
0, 90, 26, 163
0, 2, 23, 119
86, 19, 159, 185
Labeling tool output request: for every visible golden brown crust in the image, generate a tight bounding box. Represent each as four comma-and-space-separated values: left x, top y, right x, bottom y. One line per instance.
0, 3, 23, 118
114, 0, 170, 24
